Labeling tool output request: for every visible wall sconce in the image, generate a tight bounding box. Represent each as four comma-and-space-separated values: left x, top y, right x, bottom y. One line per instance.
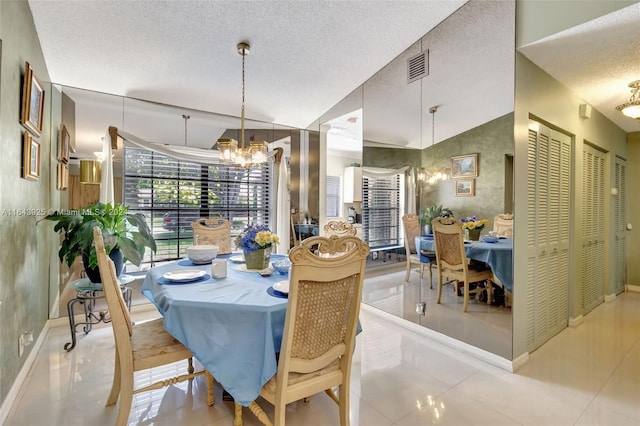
616, 80, 640, 119
80, 159, 101, 184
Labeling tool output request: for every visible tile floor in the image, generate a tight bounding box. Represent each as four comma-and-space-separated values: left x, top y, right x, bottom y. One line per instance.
6, 291, 640, 425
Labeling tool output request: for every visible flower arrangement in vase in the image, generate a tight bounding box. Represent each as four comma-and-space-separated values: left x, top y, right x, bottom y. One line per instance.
235, 224, 280, 270
459, 215, 489, 240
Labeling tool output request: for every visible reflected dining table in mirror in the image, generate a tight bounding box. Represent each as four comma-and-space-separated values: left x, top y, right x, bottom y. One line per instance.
416, 236, 514, 293
141, 253, 290, 407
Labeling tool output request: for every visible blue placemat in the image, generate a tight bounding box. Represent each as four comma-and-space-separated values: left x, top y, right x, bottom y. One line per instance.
158, 274, 211, 285
266, 286, 288, 298
178, 259, 212, 266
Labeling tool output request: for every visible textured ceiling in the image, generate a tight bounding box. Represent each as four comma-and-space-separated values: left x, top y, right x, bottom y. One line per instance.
518, 2, 640, 133
28, 1, 640, 158
29, 0, 466, 130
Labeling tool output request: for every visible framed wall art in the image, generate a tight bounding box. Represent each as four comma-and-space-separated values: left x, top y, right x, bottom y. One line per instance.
20, 61, 45, 137
22, 131, 40, 181
454, 178, 475, 197
451, 153, 478, 178
57, 124, 70, 163
57, 162, 69, 190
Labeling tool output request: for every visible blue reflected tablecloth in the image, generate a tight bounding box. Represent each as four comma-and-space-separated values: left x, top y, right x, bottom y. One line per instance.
416, 237, 513, 292
141, 254, 288, 406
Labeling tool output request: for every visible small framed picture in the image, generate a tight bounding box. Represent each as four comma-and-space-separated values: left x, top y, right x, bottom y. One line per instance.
22, 132, 40, 181
20, 62, 45, 137
57, 162, 69, 190
57, 124, 70, 163
455, 178, 475, 197
451, 154, 478, 178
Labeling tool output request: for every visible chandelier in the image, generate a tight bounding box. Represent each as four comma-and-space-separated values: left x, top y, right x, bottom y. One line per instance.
616, 80, 640, 119
217, 42, 268, 168
418, 106, 450, 185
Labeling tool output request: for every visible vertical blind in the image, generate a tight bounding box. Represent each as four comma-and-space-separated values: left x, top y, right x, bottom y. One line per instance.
123, 147, 271, 264
362, 173, 403, 249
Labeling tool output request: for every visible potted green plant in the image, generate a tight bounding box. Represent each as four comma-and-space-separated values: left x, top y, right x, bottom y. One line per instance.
420, 204, 454, 235
40, 202, 156, 282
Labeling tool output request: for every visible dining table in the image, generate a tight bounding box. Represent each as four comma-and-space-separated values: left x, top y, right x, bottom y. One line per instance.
416, 236, 514, 293
141, 253, 291, 407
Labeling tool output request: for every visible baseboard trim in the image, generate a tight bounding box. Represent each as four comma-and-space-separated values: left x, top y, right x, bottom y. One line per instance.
604, 293, 616, 303
569, 315, 584, 328
512, 352, 530, 371
626, 284, 640, 293
0, 321, 51, 425
360, 303, 517, 372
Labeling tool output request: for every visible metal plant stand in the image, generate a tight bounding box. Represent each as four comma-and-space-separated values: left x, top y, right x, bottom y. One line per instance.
64, 274, 134, 351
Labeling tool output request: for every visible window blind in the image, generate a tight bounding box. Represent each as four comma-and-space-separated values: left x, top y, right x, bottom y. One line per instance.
362, 173, 403, 249
326, 175, 341, 218
123, 147, 271, 264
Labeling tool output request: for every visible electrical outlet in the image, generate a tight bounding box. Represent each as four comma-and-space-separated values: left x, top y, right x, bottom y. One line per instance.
18, 335, 24, 357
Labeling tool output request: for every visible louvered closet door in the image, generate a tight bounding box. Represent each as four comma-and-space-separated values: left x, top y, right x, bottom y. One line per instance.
526, 121, 571, 352
581, 144, 606, 314
614, 159, 627, 294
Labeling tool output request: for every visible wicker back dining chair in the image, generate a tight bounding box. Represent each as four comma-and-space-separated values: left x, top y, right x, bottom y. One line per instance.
323, 220, 357, 237
432, 217, 495, 312
401, 213, 436, 286
235, 235, 370, 426
192, 217, 232, 254
493, 213, 513, 238
92, 227, 213, 425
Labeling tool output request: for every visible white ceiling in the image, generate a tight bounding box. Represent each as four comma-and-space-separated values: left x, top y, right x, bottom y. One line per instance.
518, 1, 640, 134
28, 1, 640, 158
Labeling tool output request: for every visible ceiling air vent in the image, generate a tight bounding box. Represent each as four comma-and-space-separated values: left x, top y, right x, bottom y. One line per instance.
407, 50, 429, 84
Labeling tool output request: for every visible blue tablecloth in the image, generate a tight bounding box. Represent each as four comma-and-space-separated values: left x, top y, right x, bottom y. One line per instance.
416, 237, 514, 292
141, 254, 289, 406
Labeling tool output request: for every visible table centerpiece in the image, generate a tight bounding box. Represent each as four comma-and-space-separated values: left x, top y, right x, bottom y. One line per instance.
235, 224, 280, 270
459, 215, 489, 241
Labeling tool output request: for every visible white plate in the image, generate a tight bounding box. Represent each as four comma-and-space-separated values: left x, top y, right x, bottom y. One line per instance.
272, 280, 290, 294
163, 270, 207, 282
229, 255, 245, 263
235, 264, 274, 274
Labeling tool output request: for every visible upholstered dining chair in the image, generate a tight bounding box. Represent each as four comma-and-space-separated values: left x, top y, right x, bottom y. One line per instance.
493, 213, 513, 238
323, 220, 357, 237
92, 227, 214, 425
234, 234, 370, 426
401, 213, 436, 286
191, 217, 232, 254
432, 217, 495, 312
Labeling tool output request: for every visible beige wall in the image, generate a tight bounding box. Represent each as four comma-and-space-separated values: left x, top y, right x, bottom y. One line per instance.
0, 0, 63, 409
627, 132, 640, 287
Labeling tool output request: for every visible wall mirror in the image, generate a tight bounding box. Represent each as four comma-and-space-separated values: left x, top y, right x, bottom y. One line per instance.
357, 0, 516, 360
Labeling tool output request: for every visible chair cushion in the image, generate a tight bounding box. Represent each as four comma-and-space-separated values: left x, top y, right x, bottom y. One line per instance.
131, 318, 191, 363
261, 359, 341, 397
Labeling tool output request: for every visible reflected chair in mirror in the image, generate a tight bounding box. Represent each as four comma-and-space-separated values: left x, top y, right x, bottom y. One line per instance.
432, 217, 494, 312
401, 213, 436, 286
323, 220, 357, 237
92, 227, 214, 425
192, 217, 231, 254
493, 213, 513, 238
235, 235, 370, 426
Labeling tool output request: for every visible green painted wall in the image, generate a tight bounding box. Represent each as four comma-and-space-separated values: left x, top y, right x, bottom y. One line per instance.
419, 113, 514, 226
627, 132, 640, 288
363, 113, 514, 232
513, 52, 628, 360
0, 0, 62, 409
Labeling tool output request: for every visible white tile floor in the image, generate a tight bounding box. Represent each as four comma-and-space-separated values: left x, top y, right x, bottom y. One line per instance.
6, 292, 640, 425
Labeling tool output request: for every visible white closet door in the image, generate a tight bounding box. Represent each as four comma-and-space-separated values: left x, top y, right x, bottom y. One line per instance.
526, 121, 571, 352
581, 144, 606, 314
614, 159, 627, 294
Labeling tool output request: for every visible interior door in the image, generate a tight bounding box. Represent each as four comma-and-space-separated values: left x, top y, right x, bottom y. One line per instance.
614, 158, 627, 294
581, 143, 606, 314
